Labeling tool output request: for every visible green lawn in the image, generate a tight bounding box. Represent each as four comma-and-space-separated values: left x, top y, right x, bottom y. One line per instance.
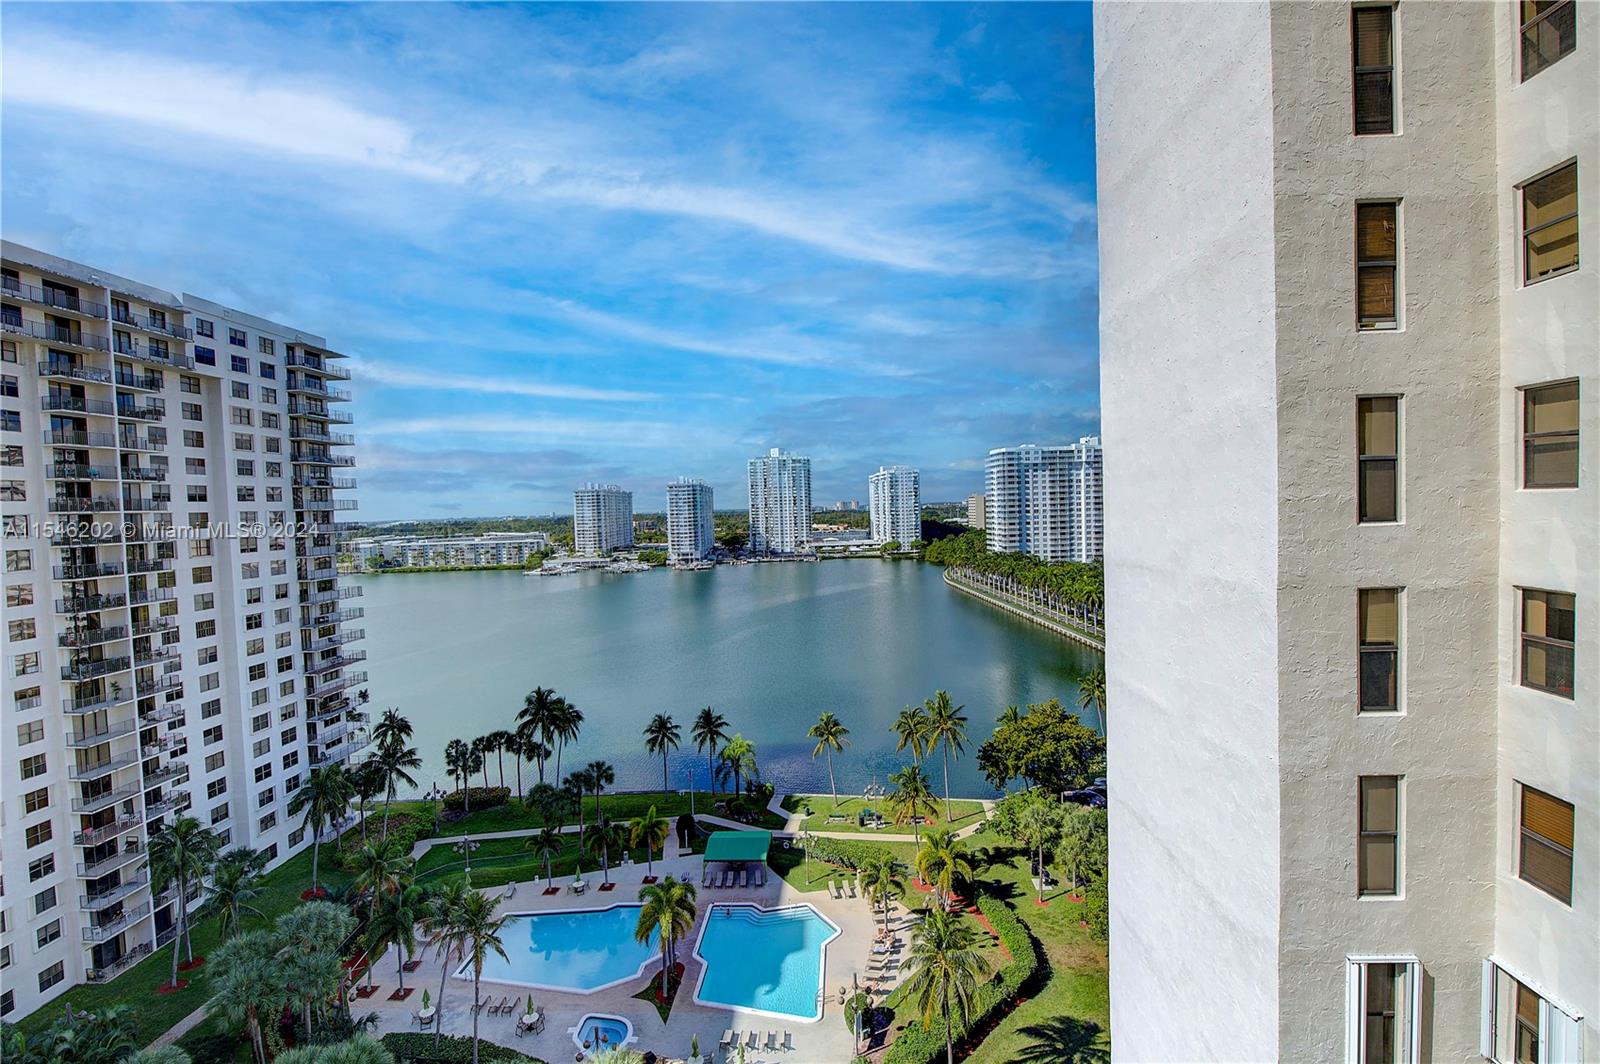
780, 794, 986, 835
768, 839, 922, 893
13, 845, 353, 1049
388, 789, 784, 837
412, 834, 660, 890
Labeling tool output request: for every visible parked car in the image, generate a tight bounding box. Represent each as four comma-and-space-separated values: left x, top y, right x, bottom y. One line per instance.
1064, 789, 1106, 808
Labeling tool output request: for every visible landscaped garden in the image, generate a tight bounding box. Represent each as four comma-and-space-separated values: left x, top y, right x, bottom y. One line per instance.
780, 793, 987, 835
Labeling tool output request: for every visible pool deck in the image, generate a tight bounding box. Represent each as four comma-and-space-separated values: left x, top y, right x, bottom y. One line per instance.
365, 852, 901, 1063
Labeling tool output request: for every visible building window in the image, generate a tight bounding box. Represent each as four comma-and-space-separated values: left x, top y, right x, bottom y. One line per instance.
1521, 0, 1576, 81
1520, 588, 1575, 698
1484, 961, 1584, 1064
1352, 5, 1396, 134
194, 346, 216, 366
39, 961, 64, 993
229, 328, 247, 348
25, 820, 52, 848
1358, 775, 1400, 897
195, 318, 214, 338
1518, 784, 1574, 904
1522, 162, 1579, 284
1356, 202, 1399, 328
1522, 381, 1579, 489
1358, 397, 1400, 523
1359, 589, 1400, 713
1347, 958, 1417, 1063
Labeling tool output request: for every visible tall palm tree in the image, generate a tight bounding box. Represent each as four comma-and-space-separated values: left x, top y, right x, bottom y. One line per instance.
892, 704, 930, 767
372, 738, 422, 841
458, 890, 509, 1064
629, 805, 670, 876
471, 736, 492, 789
585, 759, 615, 824
526, 825, 565, 886
351, 836, 410, 947
887, 765, 936, 844
582, 819, 627, 886
923, 691, 969, 822
691, 706, 729, 793
516, 686, 560, 783
904, 909, 991, 1064
485, 729, 516, 790
996, 704, 1026, 730
549, 697, 584, 783
421, 878, 473, 1050
206, 931, 288, 1064
1077, 665, 1107, 734
642, 713, 681, 798
564, 771, 592, 831
1019, 799, 1063, 904
860, 853, 904, 938
274, 901, 355, 1043
444, 738, 472, 809
366, 884, 423, 993
719, 734, 758, 797
206, 847, 267, 941
807, 712, 851, 808
526, 781, 563, 825
914, 829, 972, 909
635, 875, 698, 993
148, 814, 220, 989
289, 763, 354, 895
370, 707, 414, 755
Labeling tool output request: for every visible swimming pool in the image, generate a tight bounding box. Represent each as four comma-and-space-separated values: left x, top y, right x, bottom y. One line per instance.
692, 903, 840, 1022
572, 1013, 633, 1054
456, 905, 659, 993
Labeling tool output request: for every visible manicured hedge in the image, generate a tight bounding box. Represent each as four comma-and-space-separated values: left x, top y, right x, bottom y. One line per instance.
802, 835, 905, 873
380, 1033, 548, 1063
336, 810, 436, 870
443, 787, 510, 814
882, 895, 1042, 1064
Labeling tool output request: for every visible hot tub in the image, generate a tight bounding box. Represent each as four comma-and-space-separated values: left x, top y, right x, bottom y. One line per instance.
572, 1012, 633, 1056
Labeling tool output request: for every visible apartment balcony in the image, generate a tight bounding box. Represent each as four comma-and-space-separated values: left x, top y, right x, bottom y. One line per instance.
50, 527, 125, 548
78, 842, 145, 878
56, 592, 129, 614
133, 645, 179, 668
153, 881, 201, 911
127, 587, 176, 606
46, 463, 115, 482
117, 433, 164, 452
48, 495, 121, 514
136, 674, 182, 697
291, 449, 356, 467
63, 688, 135, 716
120, 464, 166, 482
289, 426, 354, 446
308, 651, 367, 676
1, 277, 109, 319
309, 671, 367, 698
68, 752, 140, 782
287, 377, 351, 402
43, 394, 116, 418
82, 872, 151, 912
131, 616, 178, 638
112, 338, 194, 371
285, 352, 351, 380
74, 813, 143, 848
67, 719, 139, 748
140, 732, 180, 757
293, 474, 357, 490
326, 520, 365, 533
287, 401, 353, 423
111, 306, 193, 341
84, 941, 155, 983
310, 696, 350, 721
139, 703, 185, 725
82, 904, 152, 943
142, 761, 189, 787
296, 496, 358, 512
313, 720, 358, 747
61, 655, 132, 681
39, 359, 113, 385
121, 496, 170, 513
125, 556, 171, 574
2, 316, 111, 351
306, 628, 364, 653
123, 522, 175, 543
304, 605, 364, 627
115, 400, 165, 422
59, 625, 130, 649
296, 541, 339, 559
114, 369, 164, 392
44, 429, 117, 449
54, 561, 124, 580
71, 781, 142, 814
302, 585, 362, 606
142, 792, 191, 820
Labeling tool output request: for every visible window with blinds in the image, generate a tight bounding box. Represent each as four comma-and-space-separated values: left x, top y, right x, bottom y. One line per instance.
1520, 588, 1575, 699
1352, 6, 1397, 134
1358, 397, 1400, 523
1358, 775, 1400, 896
1522, 381, 1579, 489
1521, 0, 1576, 81
1522, 163, 1579, 284
1518, 785, 1574, 904
1356, 202, 1399, 328
1359, 589, 1400, 712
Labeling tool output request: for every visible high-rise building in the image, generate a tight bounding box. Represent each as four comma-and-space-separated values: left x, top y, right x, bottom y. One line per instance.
984, 438, 1103, 563
0, 242, 366, 1019
1096, 3, 1594, 1060
747, 448, 812, 554
868, 465, 920, 545
965, 493, 987, 530
666, 478, 715, 563
572, 484, 633, 555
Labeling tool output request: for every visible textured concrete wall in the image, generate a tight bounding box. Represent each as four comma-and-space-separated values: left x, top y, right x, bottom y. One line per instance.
1491, 0, 1600, 1046
1268, 3, 1502, 1058
1096, 3, 1283, 1060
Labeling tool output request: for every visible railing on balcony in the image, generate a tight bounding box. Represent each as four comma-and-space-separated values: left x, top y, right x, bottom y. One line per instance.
285, 352, 352, 379
75, 813, 143, 847
39, 359, 113, 384
1, 277, 110, 318
287, 401, 354, 423
45, 463, 115, 481
301, 585, 363, 606
130, 617, 177, 638
111, 306, 193, 340
140, 703, 185, 725
121, 464, 166, 482
142, 761, 189, 787
43, 395, 117, 418
115, 400, 165, 422
293, 475, 358, 490
112, 338, 195, 370
291, 449, 356, 467
50, 527, 125, 547
78, 842, 145, 878
121, 496, 171, 512
287, 377, 352, 401
54, 561, 124, 580
143, 793, 191, 819
113, 368, 164, 391
305, 628, 365, 654
67, 719, 138, 748
68, 752, 140, 781
2, 316, 111, 350
63, 689, 134, 716
136, 675, 182, 697
309, 651, 367, 676
303, 605, 365, 627
290, 426, 355, 445
82, 904, 152, 943
127, 587, 176, 606
117, 434, 164, 452
48, 495, 121, 514
309, 671, 367, 698
60, 656, 132, 681
125, 556, 171, 574
71, 782, 142, 814
43, 429, 117, 448
56, 592, 128, 614
134, 646, 179, 668
84, 941, 155, 982
59, 629, 128, 653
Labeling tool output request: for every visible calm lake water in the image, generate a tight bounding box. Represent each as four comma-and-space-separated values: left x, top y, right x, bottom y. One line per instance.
354, 561, 1100, 799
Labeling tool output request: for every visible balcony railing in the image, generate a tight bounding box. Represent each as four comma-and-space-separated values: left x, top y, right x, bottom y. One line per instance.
39, 359, 113, 384
43, 429, 117, 448
56, 592, 128, 614
287, 378, 351, 401
46, 463, 115, 481
290, 427, 355, 446
121, 464, 166, 482
131, 617, 177, 638
71, 781, 141, 814
82, 903, 152, 942
68, 751, 140, 781
42, 394, 117, 417
2, 316, 111, 350
143, 761, 189, 787
63, 690, 135, 716
112, 338, 195, 370
114, 369, 164, 391
115, 401, 165, 422
303, 606, 364, 626
128, 587, 176, 606
48, 495, 121, 513
117, 434, 164, 452
309, 651, 367, 676
285, 352, 352, 379
125, 557, 171, 574
309, 671, 367, 698
82, 871, 150, 911
61, 656, 132, 681
1, 277, 109, 318
54, 562, 124, 580
302, 585, 363, 606
59, 625, 129, 649
78, 842, 145, 878
306, 628, 365, 653
291, 450, 356, 467
84, 941, 154, 982
140, 704, 185, 725
287, 401, 354, 423
75, 813, 143, 847
293, 475, 358, 490
136, 675, 182, 697
134, 646, 179, 668
143, 793, 191, 819
67, 719, 139, 748
111, 306, 193, 340
121, 497, 171, 512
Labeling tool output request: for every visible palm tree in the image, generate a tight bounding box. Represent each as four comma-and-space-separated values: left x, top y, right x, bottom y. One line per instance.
914, 829, 972, 909
516, 686, 560, 783
289, 764, 354, 896
458, 890, 509, 1064
485, 729, 515, 790
351, 759, 386, 838
471, 736, 492, 790
526, 781, 563, 825
274, 900, 355, 1043
372, 738, 422, 841
923, 691, 969, 822
366, 884, 423, 993
207, 847, 267, 941
148, 814, 220, 989
582, 819, 627, 886
526, 825, 565, 886
629, 805, 670, 876
892, 704, 930, 767
635, 875, 698, 994
564, 771, 592, 831
807, 712, 851, 808
585, 759, 615, 824
370, 707, 414, 755
421, 878, 473, 1050
642, 713, 682, 798
887, 765, 936, 844
1077, 665, 1107, 734
206, 931, 289, 1064
549, 697, 584, 783
719, 734, 758, 797
351, 836, 410, 954
860, 853, 904, 938
902, 908, 992, 1064
444, 738, 472, 810
996, 704, 1026, 730
691, 706, 729, 793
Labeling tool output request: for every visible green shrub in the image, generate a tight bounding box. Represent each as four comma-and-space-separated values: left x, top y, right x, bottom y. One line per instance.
380, 1033, 547, 1063
174, 1030, 246, 1064
442, 787, 509, 814
336, 811, 436, 871
803, 835, 903, 873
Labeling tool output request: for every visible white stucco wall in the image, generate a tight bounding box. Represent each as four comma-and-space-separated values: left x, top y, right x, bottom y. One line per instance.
1096, 3, 1284, 1060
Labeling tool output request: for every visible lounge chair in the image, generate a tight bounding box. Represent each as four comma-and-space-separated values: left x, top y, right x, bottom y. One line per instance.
739, 869, 749, 889
746, 1031, 760, 1050
500, 996, 514, 1015
503, 882, 516, 899
783, 1031, 795, 1052
471, 997, 487, 1015
719, 1030, 735, 1050
723, 870, 734, 888
766, 1031, 779, 1051
847, 880, 857, 898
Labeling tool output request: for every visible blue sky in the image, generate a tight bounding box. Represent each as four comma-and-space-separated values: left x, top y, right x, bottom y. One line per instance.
1, 3, 1099, 520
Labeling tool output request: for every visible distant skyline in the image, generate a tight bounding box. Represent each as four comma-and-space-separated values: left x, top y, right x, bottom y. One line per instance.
0, 2, 1099, 520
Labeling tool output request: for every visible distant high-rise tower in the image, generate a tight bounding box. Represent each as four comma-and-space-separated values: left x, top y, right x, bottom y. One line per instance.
666, 478, 715, 562
868, 466, 920, 545
747, 448, 812, 554
985, 438, 1103, 562
572, 484, 633, 554
965, 493, 987, 530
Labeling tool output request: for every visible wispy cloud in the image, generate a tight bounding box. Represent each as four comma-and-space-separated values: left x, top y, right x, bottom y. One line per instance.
350, 356, 660, 402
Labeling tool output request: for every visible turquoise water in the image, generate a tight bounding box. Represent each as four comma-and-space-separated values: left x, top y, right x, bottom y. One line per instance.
463, 905, 657, 993
573, 1014, 632, 1052
692, 904, 840, 1020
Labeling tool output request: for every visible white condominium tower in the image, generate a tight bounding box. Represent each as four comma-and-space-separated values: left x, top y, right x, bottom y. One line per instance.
572, 484, 633, 555
0, 242, 366, 1020
666, 477, 715, 562
1097, 2, 1594, 1061
984, 438, 1103, 563
868, 465, 920, 545
747, 448, 812, 555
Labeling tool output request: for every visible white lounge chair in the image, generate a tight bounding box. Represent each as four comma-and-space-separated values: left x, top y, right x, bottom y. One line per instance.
739, 869, 749, 889
503, 882, 516, 899
847, 880, 857, 898
746, 1031, 760, 1049
783, 1031, 795, 1052
719, 1030, 735, 1050
766, 1030, 779, 1051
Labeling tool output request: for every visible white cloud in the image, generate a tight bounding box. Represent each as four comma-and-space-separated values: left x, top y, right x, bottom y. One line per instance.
349, 356, 659, 402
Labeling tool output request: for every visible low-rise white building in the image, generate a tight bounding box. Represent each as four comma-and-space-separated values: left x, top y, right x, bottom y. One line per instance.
349, 532, 551, 569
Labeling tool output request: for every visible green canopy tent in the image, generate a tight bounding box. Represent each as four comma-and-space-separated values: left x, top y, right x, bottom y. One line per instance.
701, 830, 771, 888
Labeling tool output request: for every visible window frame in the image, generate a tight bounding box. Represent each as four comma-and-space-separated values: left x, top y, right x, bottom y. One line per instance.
1355, 200, 1402, 330
1357, 395, 1403, 524
1482, 958, 1584, 1063
1346, 956, 1420, 1064
1357, 774, 1402, 898
1519, 0, 1577, 82
1520, 379, 1580, 490
1351, 3, 1399, 136
1358, 587, 1402, 713
1520, 160, 1580, 286
1516, 783, 1574, 905
1518, 587, 1576, 699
